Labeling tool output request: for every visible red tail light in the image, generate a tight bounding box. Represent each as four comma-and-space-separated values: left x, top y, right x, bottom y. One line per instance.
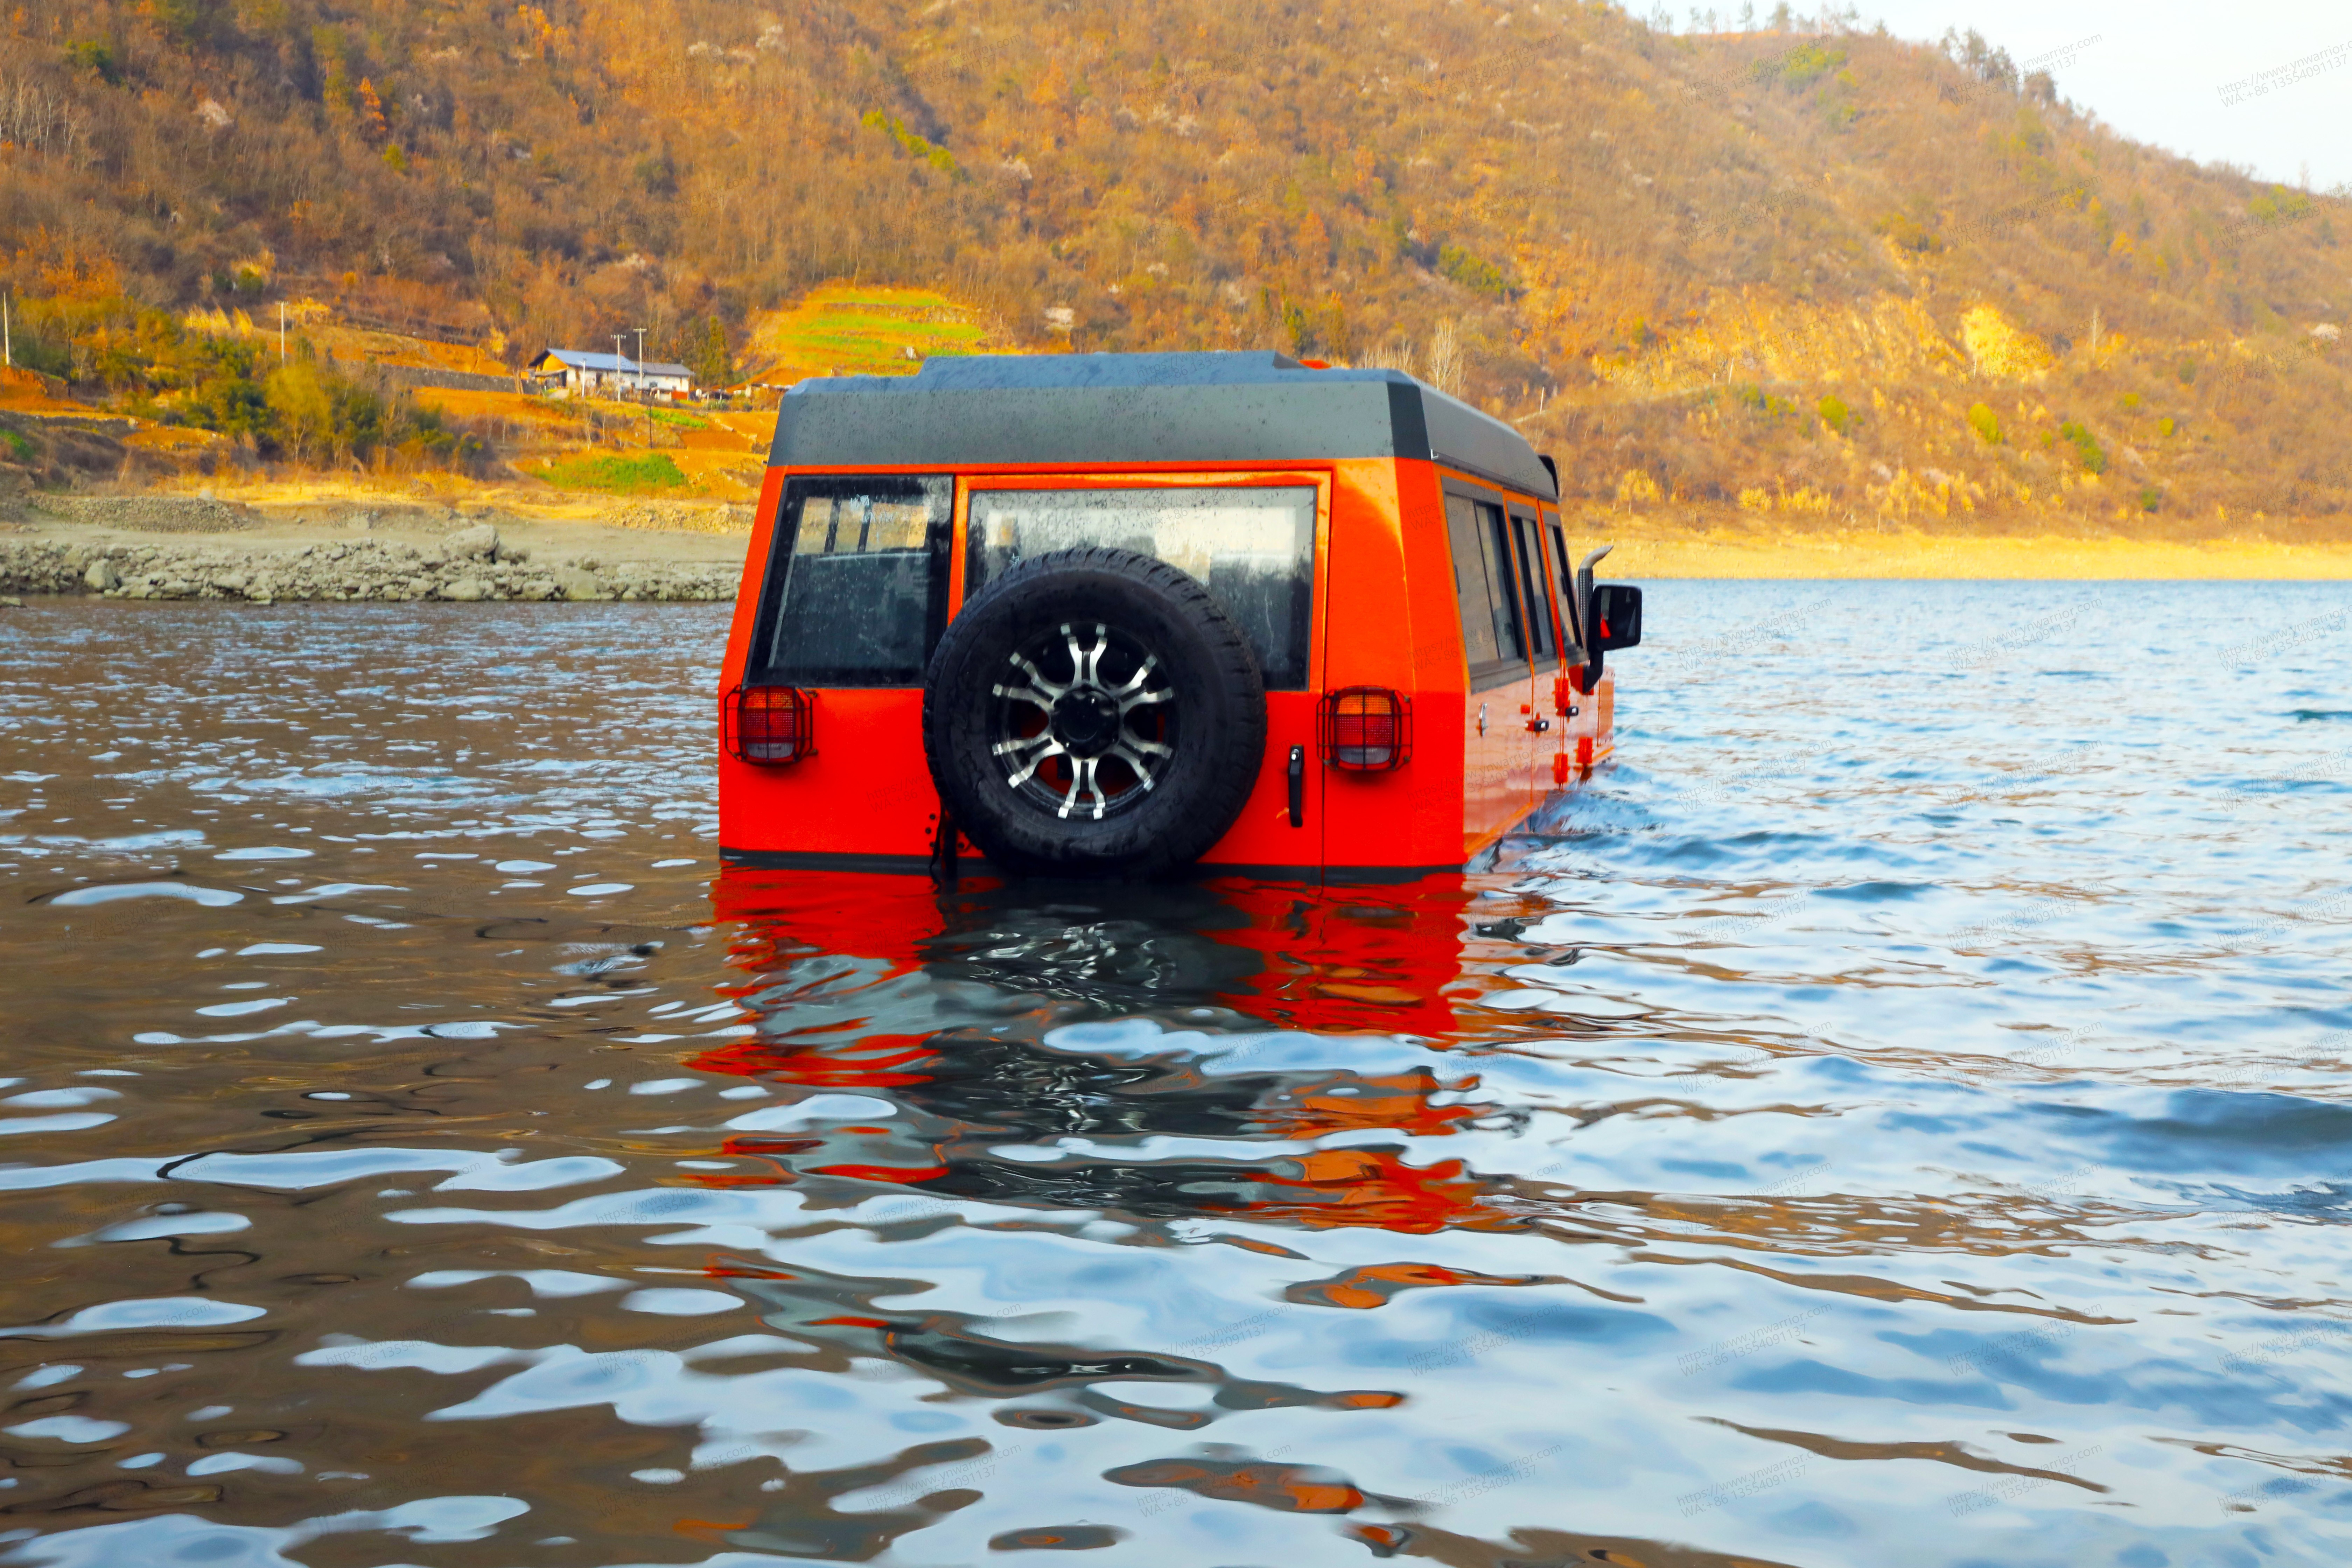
1318, 687, 1412, 771
725, 685, 814, 765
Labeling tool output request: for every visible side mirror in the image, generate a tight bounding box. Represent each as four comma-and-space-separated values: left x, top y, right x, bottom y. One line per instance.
1568, 545, 1642, 685
1589, 582, 1642, 652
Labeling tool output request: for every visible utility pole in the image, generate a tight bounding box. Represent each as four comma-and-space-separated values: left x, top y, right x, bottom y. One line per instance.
612, 333, 626, 402
3, 290, 10, 369
634, 326, 647, 396
278, 300, 287, 366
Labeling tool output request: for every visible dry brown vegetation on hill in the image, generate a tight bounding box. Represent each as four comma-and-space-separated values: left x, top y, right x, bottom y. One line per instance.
0, 0, 2345, 535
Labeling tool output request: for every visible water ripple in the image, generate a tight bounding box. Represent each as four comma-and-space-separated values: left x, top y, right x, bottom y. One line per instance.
0, 587, 2348, 1563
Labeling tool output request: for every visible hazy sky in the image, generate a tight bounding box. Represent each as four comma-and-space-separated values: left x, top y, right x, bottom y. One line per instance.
1704, 1, 2349, 190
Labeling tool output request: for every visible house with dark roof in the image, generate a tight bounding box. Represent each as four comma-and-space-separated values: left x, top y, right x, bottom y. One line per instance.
526, 348, 694, 399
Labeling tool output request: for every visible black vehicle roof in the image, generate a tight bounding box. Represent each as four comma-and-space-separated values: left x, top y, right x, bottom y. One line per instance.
766, 351, 1558, 500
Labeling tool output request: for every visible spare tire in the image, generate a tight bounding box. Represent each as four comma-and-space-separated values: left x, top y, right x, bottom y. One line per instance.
923, 547, 1268, 878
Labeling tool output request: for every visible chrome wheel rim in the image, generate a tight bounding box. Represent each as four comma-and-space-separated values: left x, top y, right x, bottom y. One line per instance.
988, 621, 1176, 821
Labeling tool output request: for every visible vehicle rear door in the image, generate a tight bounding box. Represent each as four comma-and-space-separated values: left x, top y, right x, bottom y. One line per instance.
958, 477, 1324, 870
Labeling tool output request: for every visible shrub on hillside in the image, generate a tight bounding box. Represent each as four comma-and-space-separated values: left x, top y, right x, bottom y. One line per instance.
861, 109, 959, 176
1966, 402, 2002, 444
1615, 468, 1662, 505
2248, 187, 2313, 227
1764, 42, 1847, 90
1876, 202, 1942, 253
1817, 393, 1853, 435
1961, 306, 2056, 380
1736, 385, 1802, 419
63, 40, 117, 83
1437, 244, 1508, 299
2058, 419, 2106, 474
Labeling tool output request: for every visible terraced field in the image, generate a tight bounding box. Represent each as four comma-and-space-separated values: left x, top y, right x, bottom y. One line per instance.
742, 284, 1016, 383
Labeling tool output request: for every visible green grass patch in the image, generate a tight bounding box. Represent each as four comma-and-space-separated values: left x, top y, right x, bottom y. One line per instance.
646, 408, 708, 430
537, 451, 688, 493
799, 321, 986, 349
0, 427, 35, 463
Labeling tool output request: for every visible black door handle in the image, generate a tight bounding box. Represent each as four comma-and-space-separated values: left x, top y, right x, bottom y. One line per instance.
1287, 745, 1305, 827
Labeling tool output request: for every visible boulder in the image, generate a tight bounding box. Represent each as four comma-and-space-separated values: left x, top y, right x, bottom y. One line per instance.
552, 567, 606, 601
443, 522, 500, 561
440, 577, 490, 602
84, 560, 120, 592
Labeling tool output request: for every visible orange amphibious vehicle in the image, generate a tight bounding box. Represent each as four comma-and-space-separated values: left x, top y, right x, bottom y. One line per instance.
718, 352, 1642, 880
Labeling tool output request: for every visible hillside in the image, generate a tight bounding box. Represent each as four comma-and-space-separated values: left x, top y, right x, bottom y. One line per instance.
0, 0, 2346, 537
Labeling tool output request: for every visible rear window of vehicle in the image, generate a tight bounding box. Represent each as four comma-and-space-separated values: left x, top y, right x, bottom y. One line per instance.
749, 475, 953, 686
965, 485, 1317, 689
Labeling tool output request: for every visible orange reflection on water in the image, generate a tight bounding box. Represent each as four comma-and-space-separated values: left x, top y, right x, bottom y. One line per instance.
683, 867, 1555, 1237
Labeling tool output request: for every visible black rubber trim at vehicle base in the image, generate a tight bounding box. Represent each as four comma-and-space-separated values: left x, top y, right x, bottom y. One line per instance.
717, 847, 1464, 883
719, 848, 944, 875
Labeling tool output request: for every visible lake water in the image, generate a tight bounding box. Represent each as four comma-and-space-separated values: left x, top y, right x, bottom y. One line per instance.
0, 583, 2347, 1568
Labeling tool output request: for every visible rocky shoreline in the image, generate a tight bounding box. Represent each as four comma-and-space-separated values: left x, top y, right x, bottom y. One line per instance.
0, 522, 735, 603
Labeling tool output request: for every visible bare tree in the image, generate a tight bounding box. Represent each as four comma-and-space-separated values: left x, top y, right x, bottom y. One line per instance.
1424, 318, 1464, 396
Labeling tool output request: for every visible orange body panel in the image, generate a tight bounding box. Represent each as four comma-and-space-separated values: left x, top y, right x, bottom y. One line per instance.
1318, 457, 1461, 874
719, 454, 1617, 877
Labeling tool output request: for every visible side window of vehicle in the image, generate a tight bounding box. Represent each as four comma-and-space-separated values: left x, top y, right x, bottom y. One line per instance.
1474, 500, 1527, 663
1444, 495, 1503, 670
1549, 519, 1583, 654
1511, 513, 1556, 661
751, 475, 953, 686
